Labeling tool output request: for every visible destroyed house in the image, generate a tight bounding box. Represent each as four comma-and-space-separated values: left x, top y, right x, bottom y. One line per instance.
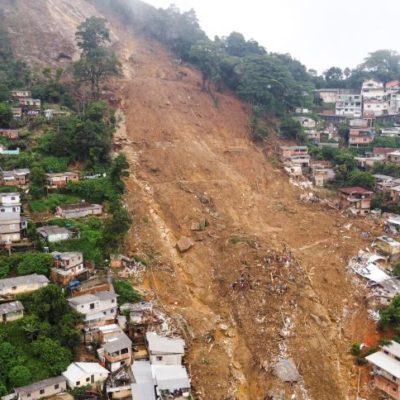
46, 172, 79, 189
0, 300, 24, 323
14, 376, 67, 400
146, 332, 185, 366
55, 202, 102, 219
375, 236, 400, 260
0, 274, 49, 297
67, 291, 118, 327
366, 341, 400, 400
338, 187, 373, 215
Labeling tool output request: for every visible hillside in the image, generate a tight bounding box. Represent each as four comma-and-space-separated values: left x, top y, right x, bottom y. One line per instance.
0, 1, 382, 399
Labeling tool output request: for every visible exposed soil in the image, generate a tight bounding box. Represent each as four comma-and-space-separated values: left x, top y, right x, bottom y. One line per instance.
2, 1, 386, 399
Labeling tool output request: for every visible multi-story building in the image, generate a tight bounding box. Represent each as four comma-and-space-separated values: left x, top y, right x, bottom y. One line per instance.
366, 341, 400, 400
51, 251, 86, 285
335, 93, 362, 118
338, 187, 373, 215
67, 291, 118, 328
98, 331, 132, 372
0, 192, 26, 243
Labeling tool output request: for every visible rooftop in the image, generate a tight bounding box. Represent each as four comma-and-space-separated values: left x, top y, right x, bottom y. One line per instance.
339, 187, 373, 195
37, 226, 70, 237
151, 365, 190, 391
0, 300, 24, 314
366, 350, 400, 379
58, 202, 100, 211
382, 341, 400, 359
146, 332, 185, 355
103, 332, 132, 353
63, 362, 108, 382
15, 376, 66, 395
0, 274, 49, 291
68, 291, 117, 306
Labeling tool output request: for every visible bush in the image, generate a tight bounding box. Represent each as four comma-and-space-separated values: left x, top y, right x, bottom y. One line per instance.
8, 366, 32, 388
350, 342, 361, 356
114, 280, 141, 305
17, 253, 53, 276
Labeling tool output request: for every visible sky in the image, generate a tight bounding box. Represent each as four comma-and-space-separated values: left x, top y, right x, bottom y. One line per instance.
145, 0, 400, 74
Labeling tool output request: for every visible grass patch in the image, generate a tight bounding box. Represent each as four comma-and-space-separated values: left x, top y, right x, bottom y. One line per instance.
29, 194, 80, 213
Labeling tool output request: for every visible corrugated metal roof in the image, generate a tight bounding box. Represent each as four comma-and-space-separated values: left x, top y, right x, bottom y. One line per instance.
366, 351, 400, 379
146, 332, 185, 355
0, 300, 24, 314
15, 376, 66, 394
0, 274, 49, 290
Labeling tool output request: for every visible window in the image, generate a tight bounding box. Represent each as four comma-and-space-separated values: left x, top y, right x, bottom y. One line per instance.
40, 389, 45, 394
86, 377, 90, 382
76, 381, 80, 386
156, 356, 163, 361
0, 209, 4, 212
12, 286, 16, 290
27, 395, 31, 398
54, 384, 59, 389
11, 197, 15, 200
90, 303, 95, 310
111, 299, 115, 303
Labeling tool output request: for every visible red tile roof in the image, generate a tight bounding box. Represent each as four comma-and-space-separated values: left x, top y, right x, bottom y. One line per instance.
339, 187, 373, 195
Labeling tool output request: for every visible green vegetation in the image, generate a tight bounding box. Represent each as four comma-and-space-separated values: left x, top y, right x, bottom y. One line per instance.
114, 280, 142, 305
0, 253, 53, 278
29, 194, 81, 213
0, 285, 80, 391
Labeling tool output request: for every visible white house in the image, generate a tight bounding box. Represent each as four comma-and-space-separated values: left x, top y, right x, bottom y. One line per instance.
294, 116, 316, 129
335, 93, 362, 118
14, 376, 67, 400
362, 80, 386, 100
152, 365, 191, 398
68, 291, 118, 327
37, 226, 71, 243
62, 362, 109, 389
146, 332, 185, 366
0, 192, 24, 243
0, 274, 49, 297
131, 361, 156, 400
0, 301, 24, 323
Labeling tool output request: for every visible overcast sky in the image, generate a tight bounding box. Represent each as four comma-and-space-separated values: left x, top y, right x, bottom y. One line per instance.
145, 0, 400, 73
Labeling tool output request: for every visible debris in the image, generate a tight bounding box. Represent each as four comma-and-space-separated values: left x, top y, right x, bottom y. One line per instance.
191, 218, 208, 231
273, 358, 300, 383
176, 236, 194, 253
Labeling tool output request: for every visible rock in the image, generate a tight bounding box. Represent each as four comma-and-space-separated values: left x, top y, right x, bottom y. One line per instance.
219, 323, 229, 331
266, 390, 285, 400
176, 236, 194, 253
191, 218, 208, 231
273, 358, 300, 383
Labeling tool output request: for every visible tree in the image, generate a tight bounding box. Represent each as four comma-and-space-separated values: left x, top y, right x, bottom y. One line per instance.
76, 17, 110, 53
32, 338, 72, 375
110, 154, 129, 192
0, 342, 17, 382
359, 50, 400, 82
17, 253, 53, 276
8, 366, 32, 388
29, 164, 47, 200
346, 170, 375, 189
279, 117, 303, 141
22, 316, 41, 342
102, 202, 132, 251
0, 103, 12, 128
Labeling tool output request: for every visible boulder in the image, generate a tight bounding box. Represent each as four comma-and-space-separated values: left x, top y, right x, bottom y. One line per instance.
273, 358, 300, 383
176, 236, 194, 253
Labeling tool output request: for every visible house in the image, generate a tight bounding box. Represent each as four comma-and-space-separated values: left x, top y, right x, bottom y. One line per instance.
98, 324, 123, 342
152, 365, 191, 399
354, 153, 385, 169
14, 376, 67, 400
349, 128, 374, 146
0, 192, 26, 243
375, 236, 400, 260
0, 274, 49, 297
373, 147, 397, 157
391, 185, 400, 203
338, 187, 373, 215
0, 146, 20, 156
131, 361, 156, 400
349, 119, 369, 128
98, 331, 132, 372
294, 116, 316, 129
46, 172, 80, 189
312, 167, 335, 187
387, 151, 400, 165
1, 169, 30, 187
381, 127, 400, 137
305, 129, 320, 142
335, 93, 362, 118
363, 99, 390, 117
67, 291, 118, 328
374, 174, 395, 192
146, 332, 185, 366
37, 225, 71, 243
51, 251, 86, 285
19, 98, 41, 110
62, 362, 109, 389
362, 80, 386, 100
280, 146, 308, 161
11, 90, 31, 99
12, 108, 22, 119
0, 129, 19, 139
366, 341, 400, 400
314, 88, 343, 104
55, 203, 102, 219
0, 300, 24, 323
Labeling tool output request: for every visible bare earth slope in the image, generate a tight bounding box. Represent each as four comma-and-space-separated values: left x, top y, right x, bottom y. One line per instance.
1, 1, 381, 399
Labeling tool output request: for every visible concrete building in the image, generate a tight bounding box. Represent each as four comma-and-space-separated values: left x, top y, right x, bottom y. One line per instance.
67, 291, 118, 328
366, 341, 400, 400
51, 251, 86, 285
37, 225, 71, 243
1, 169, 30, 187
62, 362, 109, 390
131, 361, 156, 400
99, 331, 132, 372
55, 203, 102, 219
375, 236, 400, 261
14, 376, 67, 400
338, 187, 373, 215
0, 192, 26, 243
146, 332, 185, 366
335, 93, 362, 118
0, 129, 19, 139
46, 172, 80, 189
387, 151, 400, 165
0, 274, 49, 297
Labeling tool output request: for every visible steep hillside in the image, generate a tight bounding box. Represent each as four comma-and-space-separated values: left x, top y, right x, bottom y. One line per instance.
1, 1, 382, 399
